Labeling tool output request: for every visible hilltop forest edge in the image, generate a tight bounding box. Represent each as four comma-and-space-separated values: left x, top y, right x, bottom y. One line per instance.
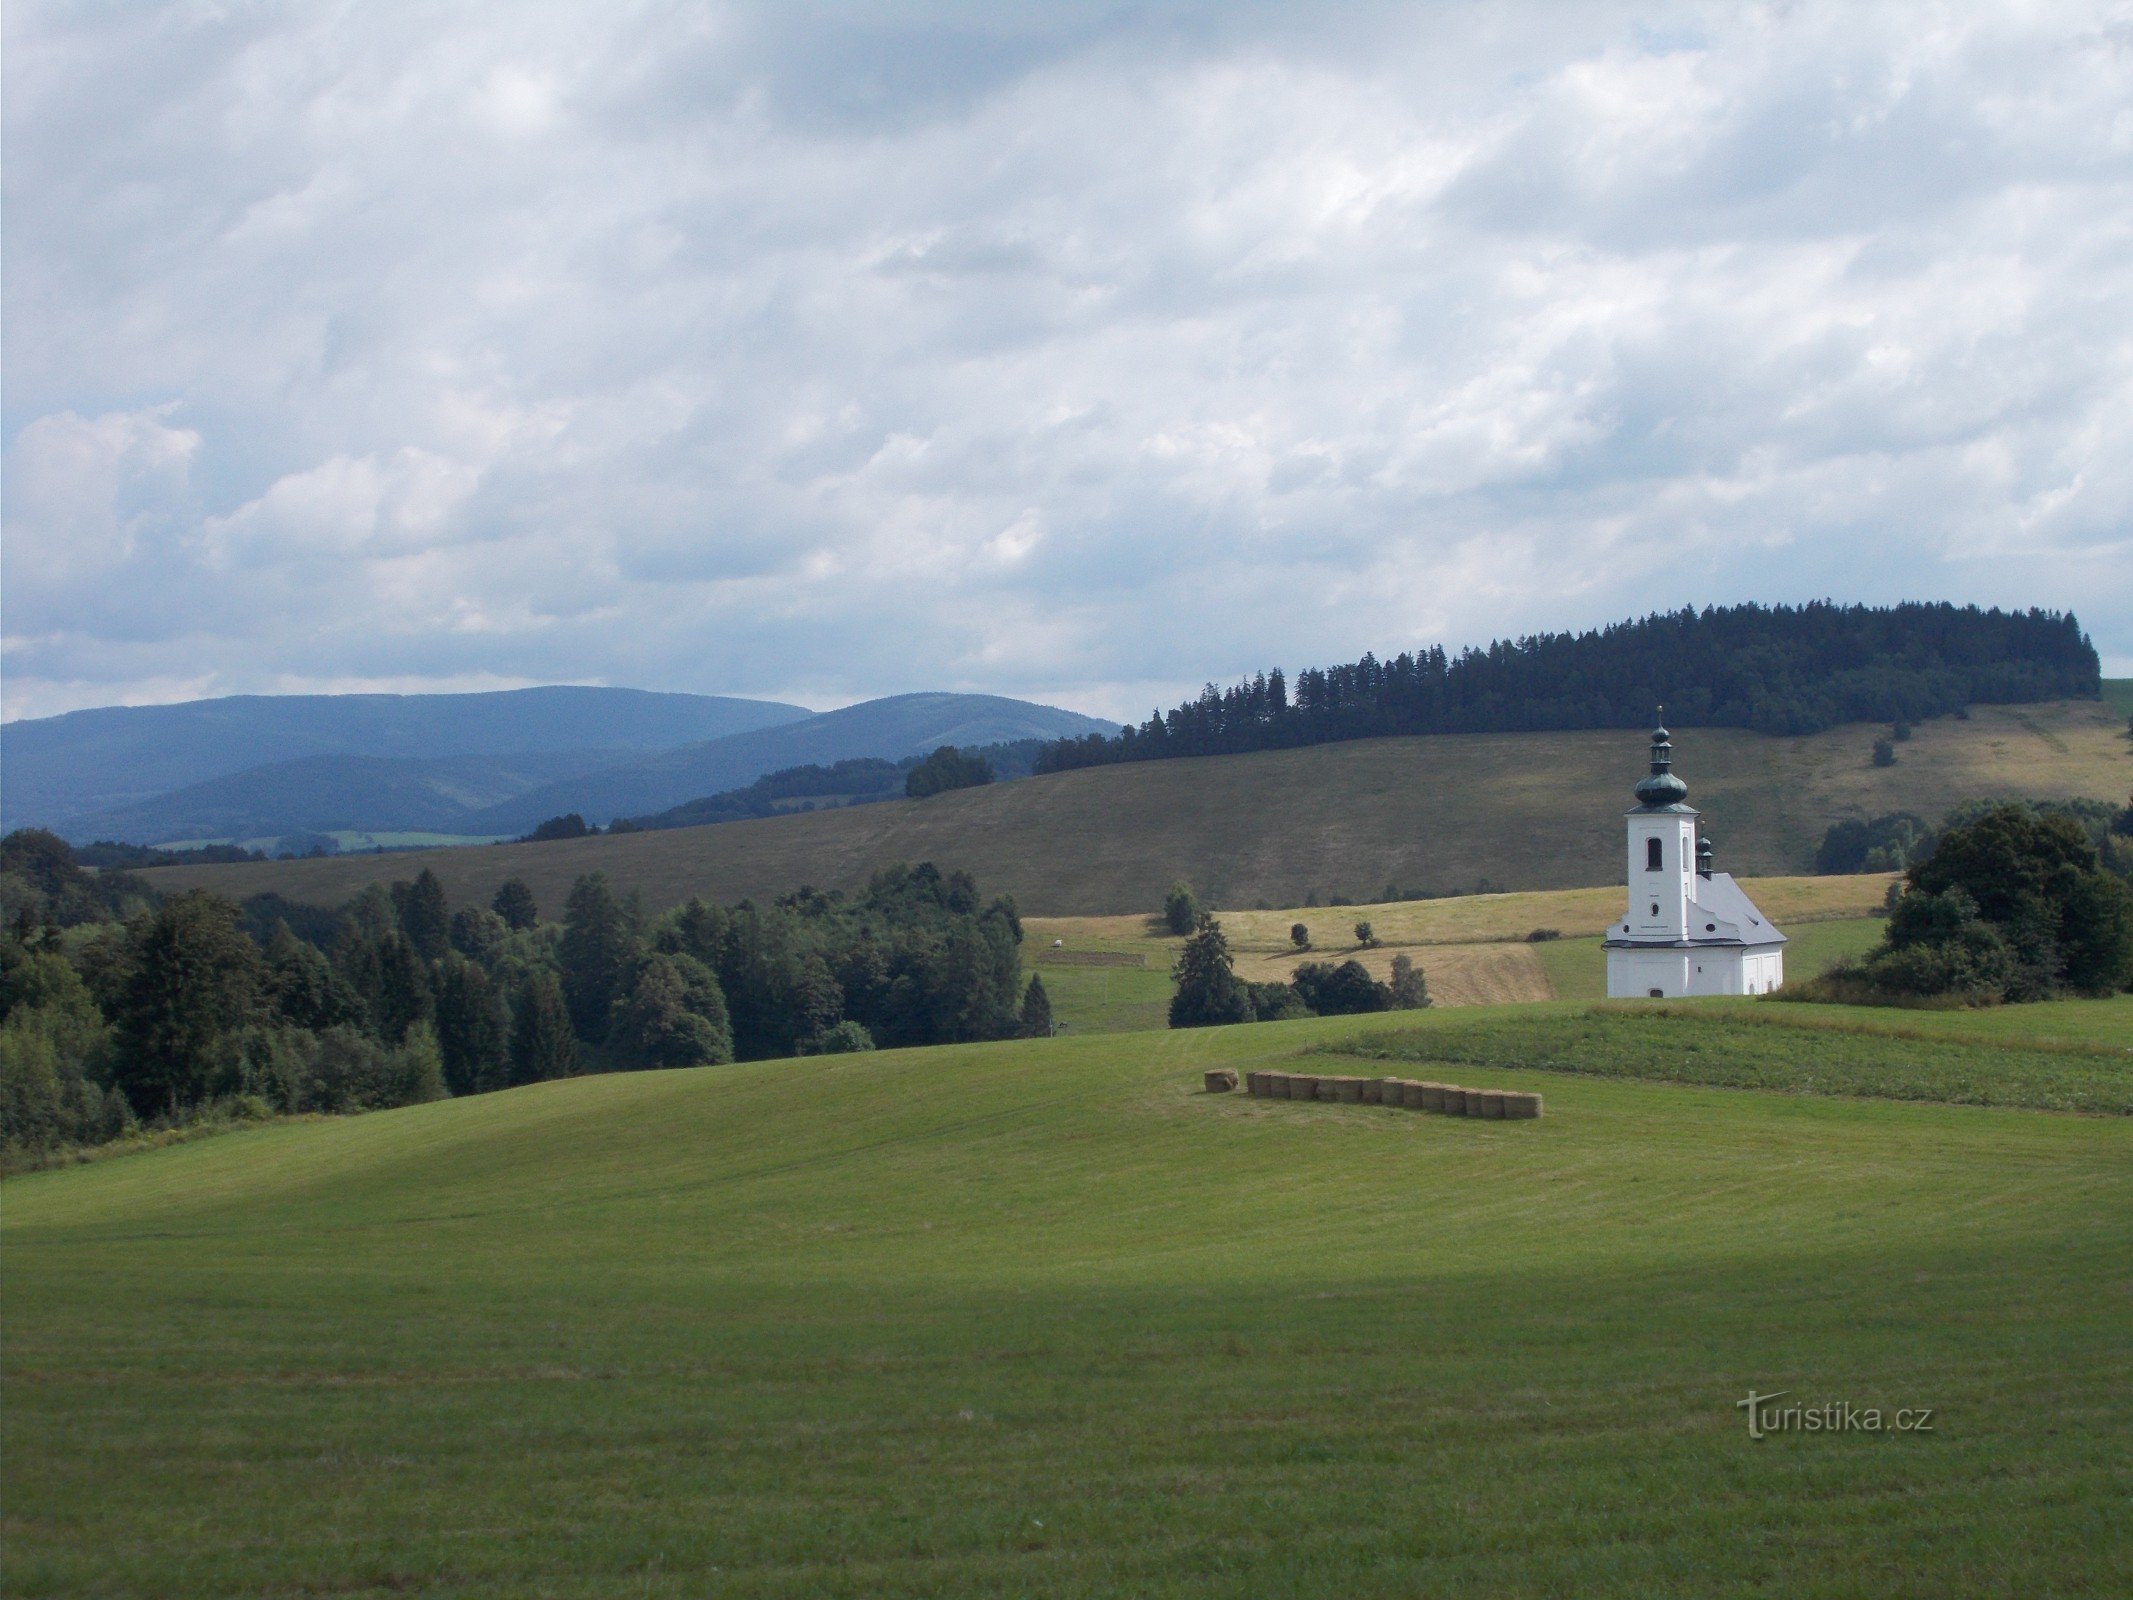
1037, 602, 2099, 772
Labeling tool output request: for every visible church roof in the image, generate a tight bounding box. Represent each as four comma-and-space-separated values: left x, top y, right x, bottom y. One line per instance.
1604, 871, 1786, 949
1632, 720, 1690, 810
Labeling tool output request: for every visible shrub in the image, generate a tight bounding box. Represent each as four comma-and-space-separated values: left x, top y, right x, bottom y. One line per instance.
1290, 923, 1311, 951
815, 1020, 876, 1054
1872, 738, 1897, 767
1354, 920, 1376, 948
1162, 881, 1199, 937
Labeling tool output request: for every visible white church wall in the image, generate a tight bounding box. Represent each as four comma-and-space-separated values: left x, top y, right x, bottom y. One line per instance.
1606, 947, 1691, 999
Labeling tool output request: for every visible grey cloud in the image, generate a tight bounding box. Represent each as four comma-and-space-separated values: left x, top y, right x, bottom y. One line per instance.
5, 0, 2130, 720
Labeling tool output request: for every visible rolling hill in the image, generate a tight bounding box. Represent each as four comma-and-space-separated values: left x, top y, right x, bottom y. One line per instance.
3, 686, 810, 835
453, 692, 1121, 834
12, 689, 1115, 847
139, 696, 2131, 917
65, 749, 631, 846
5, 996, 2128, 1594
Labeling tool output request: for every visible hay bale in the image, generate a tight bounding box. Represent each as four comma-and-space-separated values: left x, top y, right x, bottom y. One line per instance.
1204, 1069, 1238, 1094
1361, 1078, 1383, 1105
1437, 1087, 1467, 1116
1266, 1073, 1294, 1100
1244, 1070, 1264, 1096
1333, 1076, 1365, 1104
1287, 1075, 1320, 1102
1501, 1091, 1544, 1120
1399, 1080, 1429, 1111
1470, 1089, 1505, 1119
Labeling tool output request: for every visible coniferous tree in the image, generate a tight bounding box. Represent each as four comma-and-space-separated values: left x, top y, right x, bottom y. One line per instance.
559, 872, 639, 1043
1020, 974, 1054, 1036
433, 956, 509, 1095
345, 931, 432, 1045
492, 879, 539, 931
508, 973, 579, 1084
392, 869, 451, 961
1169, 915, 1253, 1028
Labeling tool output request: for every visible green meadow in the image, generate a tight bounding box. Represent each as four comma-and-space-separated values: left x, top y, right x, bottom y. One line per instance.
5, 998, 2130, 1597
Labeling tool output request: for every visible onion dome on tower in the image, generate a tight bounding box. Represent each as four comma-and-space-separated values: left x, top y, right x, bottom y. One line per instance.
1632, 715, 1690, 809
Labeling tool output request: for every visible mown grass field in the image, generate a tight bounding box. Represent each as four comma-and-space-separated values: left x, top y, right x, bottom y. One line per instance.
139, 698, 2129, 917
5, 997, 2129, 1597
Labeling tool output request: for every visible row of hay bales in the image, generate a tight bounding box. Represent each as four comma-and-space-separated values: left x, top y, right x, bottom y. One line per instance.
1238, 1069, 1542, 1120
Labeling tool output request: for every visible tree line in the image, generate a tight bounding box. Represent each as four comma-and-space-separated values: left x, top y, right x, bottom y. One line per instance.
1035, 603, 2100, 774
0, 829, 1042, 1166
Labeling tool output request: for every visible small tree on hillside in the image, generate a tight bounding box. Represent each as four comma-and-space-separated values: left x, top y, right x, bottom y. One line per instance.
1020, 974, 1054, 1036
1163, 880, 1199, 937
1388, 954, 1430, 1010
1170, 915, 1253, 1029
1290, 922, 1311, 951
1354, 920, 1376, 948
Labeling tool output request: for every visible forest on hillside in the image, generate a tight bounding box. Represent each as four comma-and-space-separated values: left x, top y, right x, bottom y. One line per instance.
0, 830, 1036, 1165
1036, 603, 2099, 773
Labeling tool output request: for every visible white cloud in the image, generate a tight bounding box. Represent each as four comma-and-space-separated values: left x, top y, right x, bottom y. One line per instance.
3, 0, 2129, 721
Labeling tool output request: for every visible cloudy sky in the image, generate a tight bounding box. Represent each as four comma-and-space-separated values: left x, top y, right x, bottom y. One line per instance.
5, 0, 2130, 723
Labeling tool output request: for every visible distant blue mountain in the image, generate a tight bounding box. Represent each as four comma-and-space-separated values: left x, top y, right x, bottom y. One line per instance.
3, 687, 810, 835
2, 687, 1118, 846
64, 750, 634, 846
459, 693, 1122, 834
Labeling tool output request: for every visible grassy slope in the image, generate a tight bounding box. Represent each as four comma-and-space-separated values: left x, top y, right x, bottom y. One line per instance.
137, 699, 2130, 917
6, 1003, 2129, 1598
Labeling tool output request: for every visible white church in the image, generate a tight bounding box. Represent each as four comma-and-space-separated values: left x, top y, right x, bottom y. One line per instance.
1603, 718, 1785, 999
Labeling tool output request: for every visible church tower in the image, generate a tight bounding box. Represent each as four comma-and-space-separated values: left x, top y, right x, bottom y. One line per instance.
1603, 716, 1787, 999
1622, 720, 1698, 943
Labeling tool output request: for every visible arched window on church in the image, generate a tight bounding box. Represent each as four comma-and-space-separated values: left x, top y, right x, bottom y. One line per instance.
1646, 837, 1663, 871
